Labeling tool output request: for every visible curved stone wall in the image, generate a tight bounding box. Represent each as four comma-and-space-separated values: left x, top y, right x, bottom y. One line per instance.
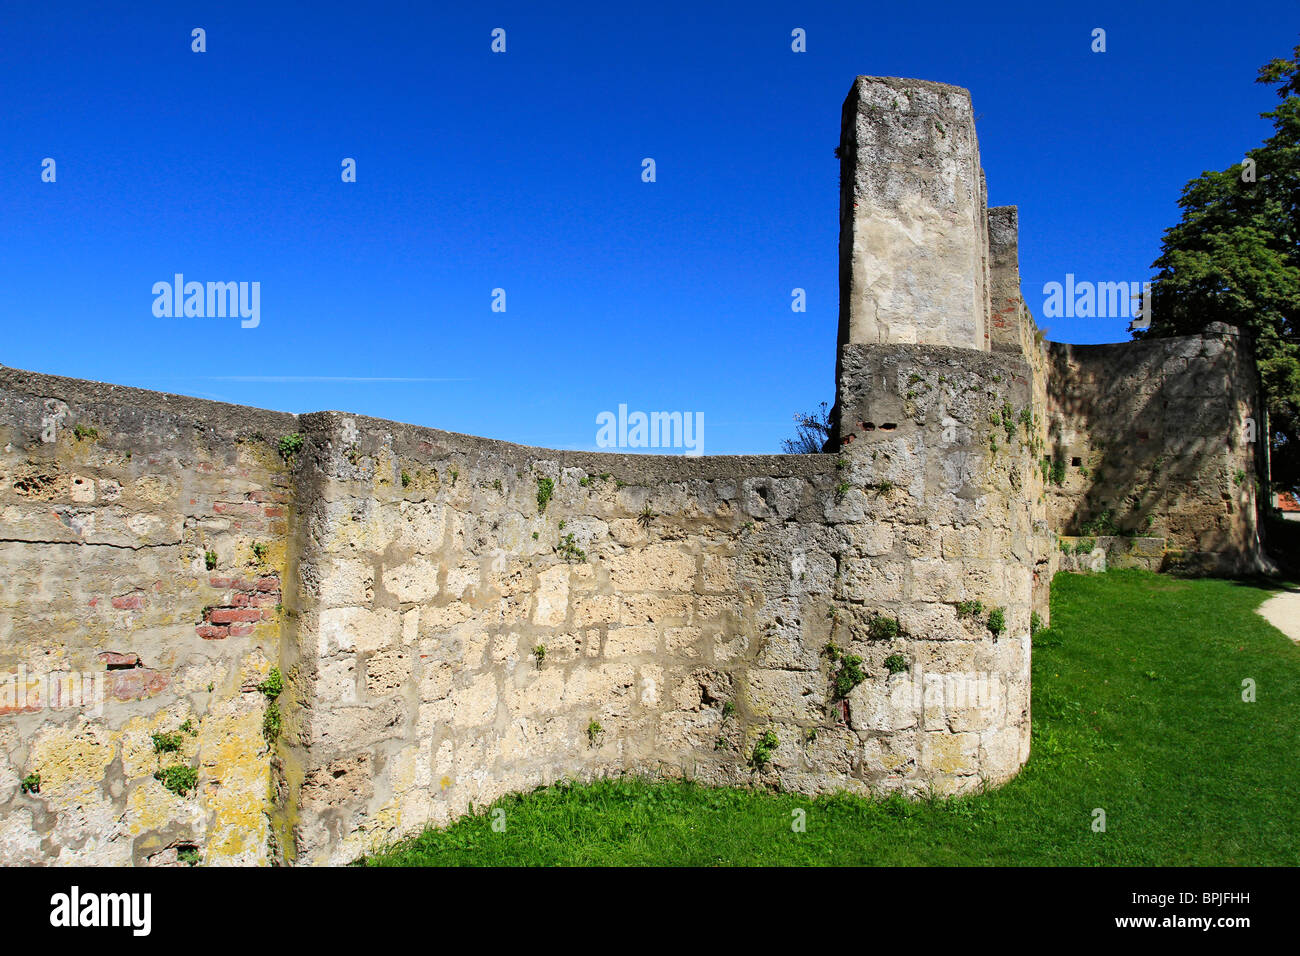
286, 343, 1035, 863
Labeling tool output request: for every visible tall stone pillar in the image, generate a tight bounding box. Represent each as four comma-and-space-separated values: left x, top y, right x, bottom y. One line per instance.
837, 77, 989, 350
988, 206, 1026, 355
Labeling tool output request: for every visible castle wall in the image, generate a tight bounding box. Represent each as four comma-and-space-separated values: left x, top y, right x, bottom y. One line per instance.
289, 401, 1031, 864
1043, 325, 1264, 572
833, 343, 1034, 790
0, 368, 294, 865
0, 356, 1038, 866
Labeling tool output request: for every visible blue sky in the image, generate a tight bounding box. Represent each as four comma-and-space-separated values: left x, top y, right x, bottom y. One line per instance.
3, 2, 1294, 453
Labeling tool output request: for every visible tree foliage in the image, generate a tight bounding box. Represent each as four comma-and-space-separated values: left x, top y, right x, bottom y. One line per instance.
1143, 40, 1300, 489
782, 401, 833, 454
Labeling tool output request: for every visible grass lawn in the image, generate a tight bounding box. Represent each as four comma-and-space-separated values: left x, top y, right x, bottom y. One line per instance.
362, 570, 1300, 866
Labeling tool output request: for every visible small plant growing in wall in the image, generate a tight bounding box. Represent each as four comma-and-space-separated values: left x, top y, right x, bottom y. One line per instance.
1080, 509, 1118, 537
251, 542, 268, 563
536, 475, 554, 513
73, 423, 99, 442
868, 614, 901, 641
401, 469, 412, 488
956, 600, 984, 619
864, 478, 897, 497
834, 481, 852, 501
1074, 537, 1096, 556
987, 607, 1006, 638
154, 765, 198, 797
152, 731, 184, 754
586, 720, 604, 746
884, 654, 909, 675
637, 503, 657, 529
750, 730, 779, 770
278, 433, 304, 462
533, 644, 547, 667
258, 667, 283, 745
204, 549, 217, 570
1000, 403, 1017, 443
556, 533, 586, 563
1030, 611, 1043, 636
177, 846, 201, 866
833, 653, 867, 698
721, 700, 736, 719
180, 719, 197, 735
20, 772, 39, 795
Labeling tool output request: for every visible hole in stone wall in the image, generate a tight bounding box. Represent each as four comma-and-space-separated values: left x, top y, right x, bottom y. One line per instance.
880, 423, 897, 431
1071, 457, 1082, 467
98, 652, 141, 670
860, 422, 875, 431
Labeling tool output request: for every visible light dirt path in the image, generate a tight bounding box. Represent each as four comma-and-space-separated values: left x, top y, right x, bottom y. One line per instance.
1257, 589, 1300, 643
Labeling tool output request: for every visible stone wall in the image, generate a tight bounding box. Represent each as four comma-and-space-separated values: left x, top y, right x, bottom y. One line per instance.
0, 357, 1038, 865
286, 396, 1032, 864
0, 368, 295, 865
1043, 325, 1265, 573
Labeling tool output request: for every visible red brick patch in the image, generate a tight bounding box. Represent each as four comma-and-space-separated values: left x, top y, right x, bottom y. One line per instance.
97, 651, 140, 668
107, 667, 169, 701
197, 573, 280, 638
209, 608, 261, 624
111, 592, 145, 610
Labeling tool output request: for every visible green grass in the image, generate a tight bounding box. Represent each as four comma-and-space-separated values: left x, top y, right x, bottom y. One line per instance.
361, 570, 1300, 866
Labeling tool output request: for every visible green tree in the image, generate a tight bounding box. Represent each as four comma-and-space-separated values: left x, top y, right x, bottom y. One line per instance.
1142, 40, 1300, 489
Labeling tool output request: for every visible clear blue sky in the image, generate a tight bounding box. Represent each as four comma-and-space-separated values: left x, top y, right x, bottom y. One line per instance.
3, 2, 1294, 453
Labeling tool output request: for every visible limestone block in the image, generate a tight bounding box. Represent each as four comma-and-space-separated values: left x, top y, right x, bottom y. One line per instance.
383, 556, 440, 603
919, 730, 979, 775
318, 606, 400, 656
366, 647, 413, 695
451, 673, 499, 728
532, 565, 570, 627
606, 544, 696, 592
605, 624, 660, 657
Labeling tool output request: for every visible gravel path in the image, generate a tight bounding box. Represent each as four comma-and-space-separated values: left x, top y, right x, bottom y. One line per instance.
1257, 589, 1300, 643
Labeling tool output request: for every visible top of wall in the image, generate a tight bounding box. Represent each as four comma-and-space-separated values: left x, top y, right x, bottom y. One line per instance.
0, 365, 836, 481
